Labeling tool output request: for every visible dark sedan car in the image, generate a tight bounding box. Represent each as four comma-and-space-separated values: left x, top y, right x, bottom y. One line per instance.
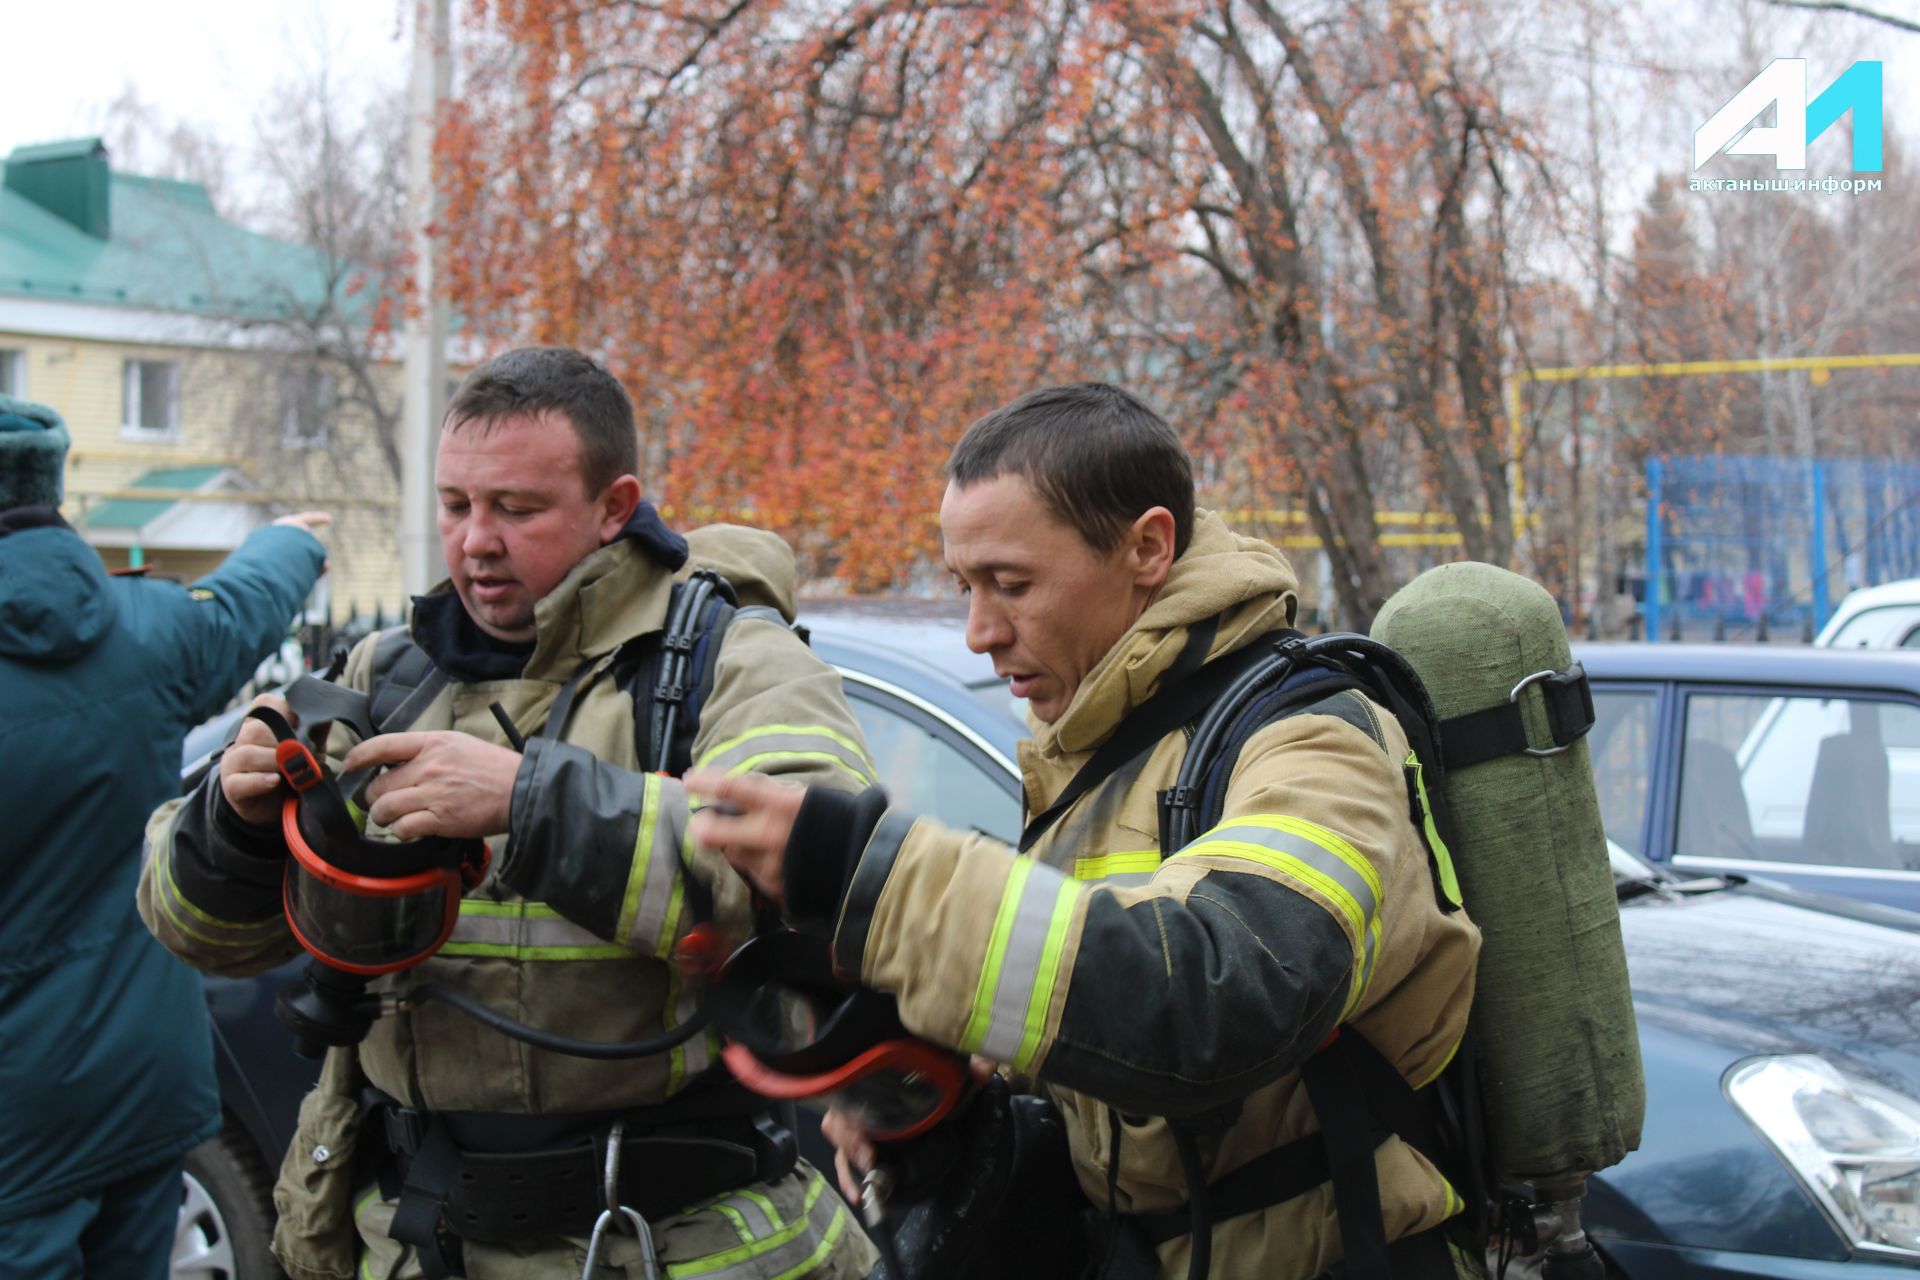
181, 618, 1920, 1278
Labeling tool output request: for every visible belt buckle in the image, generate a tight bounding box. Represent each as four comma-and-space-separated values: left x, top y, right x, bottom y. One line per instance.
384, 1105, 427, 1157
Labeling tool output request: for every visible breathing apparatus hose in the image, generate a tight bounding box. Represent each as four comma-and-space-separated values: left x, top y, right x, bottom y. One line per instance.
405, 982, 712, 1060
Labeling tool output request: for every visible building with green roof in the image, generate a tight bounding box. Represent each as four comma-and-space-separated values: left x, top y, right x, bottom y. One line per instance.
0, 137, 403, 612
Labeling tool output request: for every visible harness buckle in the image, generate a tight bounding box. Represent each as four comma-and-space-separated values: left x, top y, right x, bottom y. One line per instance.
1507, 664, 1595, 757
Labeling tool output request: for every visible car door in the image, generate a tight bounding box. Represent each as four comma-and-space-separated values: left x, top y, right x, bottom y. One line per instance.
834, 668, 1024, 844
1666, 681, 1920, 912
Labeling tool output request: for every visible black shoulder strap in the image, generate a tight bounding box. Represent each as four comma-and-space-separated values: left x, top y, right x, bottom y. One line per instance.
367, 626, 447, 734
1018, 627, 1297, 853
617, 569, 806, 778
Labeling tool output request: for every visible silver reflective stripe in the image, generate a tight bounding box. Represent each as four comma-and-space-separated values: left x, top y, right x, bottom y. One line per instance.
702, 1190, 778, 1243
1199, 823, 1379, 929
666, 1172, 847, 1279
974, 859, 1076, 1066
617, 774, 689, 954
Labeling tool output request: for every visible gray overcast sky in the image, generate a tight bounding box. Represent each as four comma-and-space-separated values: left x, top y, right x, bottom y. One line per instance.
1, 0, 1916, 232
0, 0, 410, 162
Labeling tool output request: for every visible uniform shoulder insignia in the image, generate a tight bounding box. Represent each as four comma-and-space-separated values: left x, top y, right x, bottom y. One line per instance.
188, 587, 217, 602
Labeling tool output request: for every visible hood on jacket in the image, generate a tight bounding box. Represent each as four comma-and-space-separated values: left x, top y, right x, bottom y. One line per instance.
1036, 509, 1299, 757
683, 524, 799, 622
0, 514, 114, 662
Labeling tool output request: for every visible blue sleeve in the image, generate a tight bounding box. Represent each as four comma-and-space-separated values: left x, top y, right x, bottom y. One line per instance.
171, 525, 328, 721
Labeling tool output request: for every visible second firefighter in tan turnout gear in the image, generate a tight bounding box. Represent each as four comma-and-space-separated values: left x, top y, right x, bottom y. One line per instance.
694, 382, 1481, 1280
139, 348, 876, 1280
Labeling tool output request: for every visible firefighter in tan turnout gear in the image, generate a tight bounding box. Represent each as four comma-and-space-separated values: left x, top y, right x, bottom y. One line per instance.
693, 383, 1482, 1280
139, 348, 877, 1280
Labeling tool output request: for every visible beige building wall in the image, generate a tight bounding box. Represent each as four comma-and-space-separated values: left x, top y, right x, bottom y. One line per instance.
0, 328, 408, 619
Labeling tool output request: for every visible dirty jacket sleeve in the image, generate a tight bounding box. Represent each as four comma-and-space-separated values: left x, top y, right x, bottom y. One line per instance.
496, 614, 877, 955
825, 711, 1405, 1118
138, 625, 378, 979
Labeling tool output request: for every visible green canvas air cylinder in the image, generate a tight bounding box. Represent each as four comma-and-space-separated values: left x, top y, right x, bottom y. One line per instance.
1372, 562, 1643, 1185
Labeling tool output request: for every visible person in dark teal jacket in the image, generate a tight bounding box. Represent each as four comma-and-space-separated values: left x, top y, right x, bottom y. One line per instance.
0, 392, 330, 1279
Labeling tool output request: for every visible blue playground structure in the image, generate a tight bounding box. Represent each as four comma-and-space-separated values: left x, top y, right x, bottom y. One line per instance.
1644, 455, 1920, 642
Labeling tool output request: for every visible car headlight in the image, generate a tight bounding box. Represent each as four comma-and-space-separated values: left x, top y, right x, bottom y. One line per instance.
1726, 1055, 1920, 1259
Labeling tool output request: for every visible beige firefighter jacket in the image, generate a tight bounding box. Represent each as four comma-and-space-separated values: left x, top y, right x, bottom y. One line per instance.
139, 522, 877, 1280
828, 511, 1482, 1280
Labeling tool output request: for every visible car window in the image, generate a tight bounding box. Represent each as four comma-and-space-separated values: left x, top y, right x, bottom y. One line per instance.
1827, 604, 1920, 649
1589, 689, 1657, 856
1678, 691, 1920, 871
846, 693, 1021, 844
1902, 626, 1920, 651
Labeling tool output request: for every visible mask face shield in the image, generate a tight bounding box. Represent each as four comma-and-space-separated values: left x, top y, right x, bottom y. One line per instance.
248, 697, 487, 977
282, 820, 463, 975
709, 931, 973, 1143
722, 1035, 971, 1142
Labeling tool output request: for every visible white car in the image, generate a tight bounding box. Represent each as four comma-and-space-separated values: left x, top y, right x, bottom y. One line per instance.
1817, 578, 1920, 649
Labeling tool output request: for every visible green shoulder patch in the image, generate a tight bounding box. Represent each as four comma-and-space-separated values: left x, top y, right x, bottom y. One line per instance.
188, 587, 216, 602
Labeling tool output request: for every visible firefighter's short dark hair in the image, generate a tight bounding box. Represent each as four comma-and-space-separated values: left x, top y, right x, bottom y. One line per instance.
444, 347, 637, 497
946, 382, 1194, 557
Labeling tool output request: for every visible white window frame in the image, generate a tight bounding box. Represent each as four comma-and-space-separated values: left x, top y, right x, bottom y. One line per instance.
0, 348, 25, 399
122, 359, 181, 439
279, 366, 335, 450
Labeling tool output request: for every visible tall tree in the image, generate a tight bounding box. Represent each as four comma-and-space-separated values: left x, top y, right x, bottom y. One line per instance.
442, 0, 1540, 617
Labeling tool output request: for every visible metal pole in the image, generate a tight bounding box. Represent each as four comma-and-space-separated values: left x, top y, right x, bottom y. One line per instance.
399, 0, 451, 601
1810, 459, 1830, 631
1645, 457, 1663, 645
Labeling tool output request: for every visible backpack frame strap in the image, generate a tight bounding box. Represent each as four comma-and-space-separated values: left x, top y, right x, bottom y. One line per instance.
367, 626, 448, 735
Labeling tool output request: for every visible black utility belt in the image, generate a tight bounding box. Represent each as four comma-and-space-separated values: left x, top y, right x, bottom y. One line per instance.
367, 1095, 798, 1246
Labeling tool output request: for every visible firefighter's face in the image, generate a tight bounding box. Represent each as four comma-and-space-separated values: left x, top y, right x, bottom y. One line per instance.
435, 411, 640, 643
942, 474, 1175, 724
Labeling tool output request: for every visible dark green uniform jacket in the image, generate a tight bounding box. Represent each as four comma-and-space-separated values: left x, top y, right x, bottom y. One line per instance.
0, 512, 325, 1221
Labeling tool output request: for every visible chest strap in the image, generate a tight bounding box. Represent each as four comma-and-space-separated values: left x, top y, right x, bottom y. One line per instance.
1126, 1031, 1457, 1280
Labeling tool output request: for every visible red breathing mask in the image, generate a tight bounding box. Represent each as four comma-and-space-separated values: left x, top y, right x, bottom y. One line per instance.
247, 690, 488, 976
707, 930, 972, 1143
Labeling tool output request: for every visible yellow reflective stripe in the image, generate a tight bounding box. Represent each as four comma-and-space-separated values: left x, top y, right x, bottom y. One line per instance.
1221, 815, 1383, 904
665, 960, 687, 1097
959, 859, 1033, 1054
721, 750, 870, 787
1415, 1031, 1465, 1090
457, 899, 567, 918
1187, 838, 1368, 943
666, 1174, 834, 1278
346, 798, 369, 832
736, 1188, 783, 1230
767, 1199, 848, 1280
697, 723, 875, 774
441, 900, 630, 960
1072, 851, 1160, 880
153, 833, 282, 947
958, 858, 1082, 1066
617, 772, 664, 942
436, 943, 630, 960
1342, 915, 1382, 1020
1012, 877, 1080, 1073
712, 1202, 753, 1245
1406, 751, 1463, 908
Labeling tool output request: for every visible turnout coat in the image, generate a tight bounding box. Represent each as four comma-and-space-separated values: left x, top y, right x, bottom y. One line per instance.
825, 512, 1482, 1279
140, 515, 877, 1280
